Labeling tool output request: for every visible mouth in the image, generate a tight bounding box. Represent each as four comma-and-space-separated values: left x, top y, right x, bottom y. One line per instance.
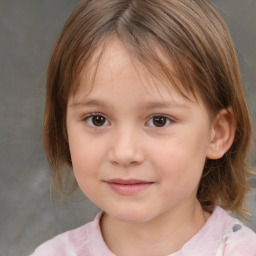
105, 179, 154, 195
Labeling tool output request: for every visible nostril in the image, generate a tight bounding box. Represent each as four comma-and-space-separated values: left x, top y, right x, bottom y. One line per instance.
110, 157, 143, 167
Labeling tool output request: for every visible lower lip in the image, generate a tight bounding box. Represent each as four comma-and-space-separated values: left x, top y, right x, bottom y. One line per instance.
106, 182, 154, 195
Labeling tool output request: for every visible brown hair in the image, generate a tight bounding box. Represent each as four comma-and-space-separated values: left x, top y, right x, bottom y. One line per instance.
44, 0, 254, 216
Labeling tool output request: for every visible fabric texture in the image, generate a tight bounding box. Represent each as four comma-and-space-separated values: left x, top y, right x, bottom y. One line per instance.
30, 206, 256, 256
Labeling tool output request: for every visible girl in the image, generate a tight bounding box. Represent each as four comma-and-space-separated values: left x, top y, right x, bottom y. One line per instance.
31, 0, 256, 255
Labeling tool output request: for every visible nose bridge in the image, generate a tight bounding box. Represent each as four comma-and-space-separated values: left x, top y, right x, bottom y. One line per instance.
109, 124, 144, 166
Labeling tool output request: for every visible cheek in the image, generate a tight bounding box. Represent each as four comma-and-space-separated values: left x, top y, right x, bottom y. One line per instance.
69, 139, 104, 198
153, 135, 207, 186
67, 127, 105, 179
70, 142, 101, 174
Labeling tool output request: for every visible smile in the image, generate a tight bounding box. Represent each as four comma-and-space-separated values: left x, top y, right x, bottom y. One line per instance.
105, 179, 154, 195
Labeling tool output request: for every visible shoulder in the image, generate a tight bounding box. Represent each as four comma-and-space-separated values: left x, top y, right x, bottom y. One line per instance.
185, 206, 256, 256
224, 221, 256, 256
29, 213, 102, 256
29, 224, 91, 256
214, 207, 256, 255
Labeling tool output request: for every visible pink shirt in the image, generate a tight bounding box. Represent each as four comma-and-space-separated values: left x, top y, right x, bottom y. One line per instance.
30, 206, 256, 256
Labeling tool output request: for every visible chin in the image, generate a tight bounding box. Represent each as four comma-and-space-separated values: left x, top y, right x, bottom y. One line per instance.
107, 208, 156, 224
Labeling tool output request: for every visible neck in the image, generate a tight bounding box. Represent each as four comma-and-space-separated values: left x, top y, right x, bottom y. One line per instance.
100, 200, 210, 256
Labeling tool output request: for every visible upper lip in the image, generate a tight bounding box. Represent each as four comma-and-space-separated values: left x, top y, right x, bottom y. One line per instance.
105, 179, 153, 185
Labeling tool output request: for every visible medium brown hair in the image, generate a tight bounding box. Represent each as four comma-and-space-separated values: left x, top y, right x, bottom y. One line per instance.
44, 0, 254, 216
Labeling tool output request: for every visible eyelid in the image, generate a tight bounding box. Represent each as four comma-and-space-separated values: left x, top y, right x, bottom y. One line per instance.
147, 113, 174, 120
82, 112, 103, 119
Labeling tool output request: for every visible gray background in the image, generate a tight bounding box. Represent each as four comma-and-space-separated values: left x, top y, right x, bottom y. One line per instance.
0, 1, 255, 256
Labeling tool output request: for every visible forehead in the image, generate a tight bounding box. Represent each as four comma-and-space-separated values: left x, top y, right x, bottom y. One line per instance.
72, 38, 196, 104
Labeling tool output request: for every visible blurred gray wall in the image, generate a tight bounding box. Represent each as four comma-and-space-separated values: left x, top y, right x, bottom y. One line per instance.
0, 1, 255, 256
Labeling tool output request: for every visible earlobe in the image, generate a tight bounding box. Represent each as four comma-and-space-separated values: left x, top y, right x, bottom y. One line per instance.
206, 108, 236, 160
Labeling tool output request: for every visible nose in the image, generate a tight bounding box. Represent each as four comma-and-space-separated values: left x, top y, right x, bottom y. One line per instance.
108, 127, 145, 167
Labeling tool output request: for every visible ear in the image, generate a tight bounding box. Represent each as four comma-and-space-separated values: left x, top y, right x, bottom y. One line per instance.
206, 108, 236, 159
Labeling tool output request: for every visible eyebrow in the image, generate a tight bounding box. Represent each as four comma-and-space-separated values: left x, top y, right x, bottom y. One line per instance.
142, 101, 189, 110
70, 99, 109, 108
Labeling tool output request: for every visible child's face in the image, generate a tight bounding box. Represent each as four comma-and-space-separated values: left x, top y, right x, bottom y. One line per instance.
66, 38, 214, 223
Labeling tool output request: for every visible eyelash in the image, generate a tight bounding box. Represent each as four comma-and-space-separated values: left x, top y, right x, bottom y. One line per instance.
82, 113, 173, 128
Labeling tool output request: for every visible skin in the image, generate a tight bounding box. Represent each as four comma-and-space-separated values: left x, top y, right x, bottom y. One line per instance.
66, 38, 233, 255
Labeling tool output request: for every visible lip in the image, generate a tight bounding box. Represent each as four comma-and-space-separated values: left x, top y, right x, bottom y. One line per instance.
105, 179, 154, 195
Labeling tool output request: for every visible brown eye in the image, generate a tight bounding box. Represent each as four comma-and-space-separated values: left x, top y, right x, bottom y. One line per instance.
147, 116, 171, 127
86, 115, 109, 127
